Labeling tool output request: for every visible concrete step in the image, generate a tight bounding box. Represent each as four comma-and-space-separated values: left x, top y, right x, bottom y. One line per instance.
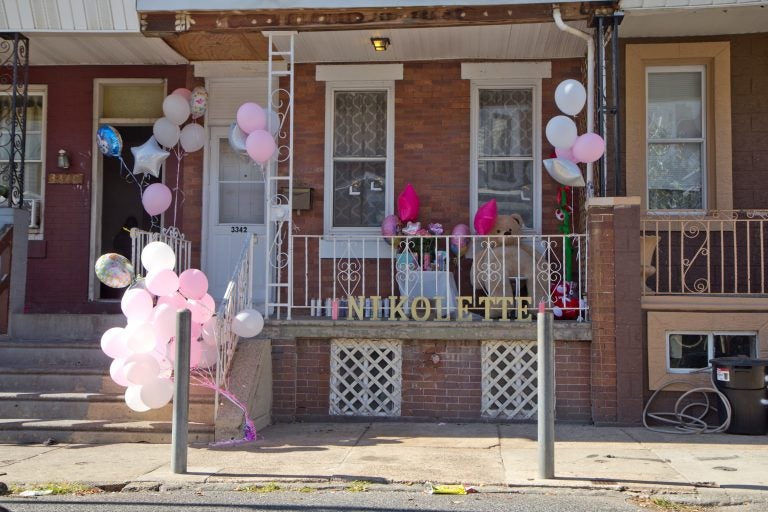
0, 392, 215, 423
0, 340, 111, 367
10, 313, 125, 340
0, 418, 215, 444
0, 366, 216, 397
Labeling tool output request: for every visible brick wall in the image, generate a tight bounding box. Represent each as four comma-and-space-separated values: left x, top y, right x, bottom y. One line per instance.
25, 65, 191, 313
271, 337, 592, 422
289, 59, 584, 239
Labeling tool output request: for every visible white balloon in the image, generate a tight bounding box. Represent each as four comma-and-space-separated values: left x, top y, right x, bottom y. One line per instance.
201, 317, 217, 346
153, 117, 180, 148
125, 385, 151, 412
198, 344, 218, 369
232, 308, 264, 338
543, 158, 585, 187
141, 241, 176, 273
100, 327, 128, 359
126, 321, 158, 353
140, 377, 174, 409
179, 123, 205, 153
121, 288, 154, 324
555, 79, 587, 116
124, 353, 161, 385
162, 94, 190, 126
545, 116, 578, 149
110, 358, 130, 387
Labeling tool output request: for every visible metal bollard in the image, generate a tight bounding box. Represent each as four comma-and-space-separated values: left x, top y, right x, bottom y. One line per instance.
171, 309, 191, 474
537, 303, 555, 479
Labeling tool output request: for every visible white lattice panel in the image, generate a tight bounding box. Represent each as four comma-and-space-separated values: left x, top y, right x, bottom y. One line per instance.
482, 340, 538, 420
330, 339, 402, 417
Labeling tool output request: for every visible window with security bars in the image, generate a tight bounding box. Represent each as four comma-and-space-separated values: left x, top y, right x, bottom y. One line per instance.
475, 88, 535, 230
329, 339, 402, 417
329, 89, 389, 231
481, 340, 538, 419
0, 90, 45, 232
646, 67, 706, 211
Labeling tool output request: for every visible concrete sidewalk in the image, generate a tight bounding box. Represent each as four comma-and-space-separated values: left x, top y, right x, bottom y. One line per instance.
1, 423, 767, 504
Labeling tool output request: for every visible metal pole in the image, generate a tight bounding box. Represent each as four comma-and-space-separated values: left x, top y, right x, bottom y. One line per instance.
537, 303, 555, 479
171, 309, 191, 474
611, 13, 623, 196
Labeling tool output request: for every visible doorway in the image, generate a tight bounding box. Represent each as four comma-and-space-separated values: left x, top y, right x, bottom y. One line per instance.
99, 126, 158, 299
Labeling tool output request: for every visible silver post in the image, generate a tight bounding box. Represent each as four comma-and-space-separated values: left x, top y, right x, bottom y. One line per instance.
537, 304, 555, 479
171, 309, 191, 474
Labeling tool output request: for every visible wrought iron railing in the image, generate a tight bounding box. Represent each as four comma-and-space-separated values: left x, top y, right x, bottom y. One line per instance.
130, 227, 192, 278
0, 33, 29, 209
287, 233, 588, 321
641, 210, 768, 295
214, 233, 256, 414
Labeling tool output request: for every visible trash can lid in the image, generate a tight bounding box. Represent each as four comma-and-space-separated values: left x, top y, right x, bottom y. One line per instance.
710, 357, 768, 367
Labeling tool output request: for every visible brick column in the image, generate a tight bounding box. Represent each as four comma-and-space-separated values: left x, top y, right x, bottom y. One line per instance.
587, 197, 643, 425
270, 338, 297, 421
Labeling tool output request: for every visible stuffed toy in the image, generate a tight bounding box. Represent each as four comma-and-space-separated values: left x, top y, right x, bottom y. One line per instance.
551, 281, 580, 320
470, 214, 545, 317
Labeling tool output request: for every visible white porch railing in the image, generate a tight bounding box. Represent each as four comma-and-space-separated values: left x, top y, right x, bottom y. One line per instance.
130, 227, 192, 277
214, 233, 256, 413
288, 233, 588, 321
641, 210, 768, 295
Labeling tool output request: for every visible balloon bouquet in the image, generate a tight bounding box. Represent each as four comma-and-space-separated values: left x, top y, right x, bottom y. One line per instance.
542, 79, 605, 319
228, 102, 280, 165
97, 240, 266, 445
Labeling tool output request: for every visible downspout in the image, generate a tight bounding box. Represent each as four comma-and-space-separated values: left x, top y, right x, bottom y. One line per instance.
553, 5, 595, 197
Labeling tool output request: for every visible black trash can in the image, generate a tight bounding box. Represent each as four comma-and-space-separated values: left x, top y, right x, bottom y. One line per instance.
710, 357, 768, 435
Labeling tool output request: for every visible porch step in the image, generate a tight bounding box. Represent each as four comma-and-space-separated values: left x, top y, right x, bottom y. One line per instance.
10, 313, 125, 340
0, 392, 214, 423
0, 419, 214, 444
0, 339, 216, 444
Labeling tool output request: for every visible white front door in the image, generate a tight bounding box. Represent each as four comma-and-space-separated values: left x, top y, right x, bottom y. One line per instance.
205, 127, 266, 307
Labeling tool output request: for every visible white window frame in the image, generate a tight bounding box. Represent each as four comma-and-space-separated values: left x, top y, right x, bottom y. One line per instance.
645, 65, 707, 213
323, 80, 395, 237
1, 85, 47, 239
469, 79, 541, 234
666, 331, 757, 374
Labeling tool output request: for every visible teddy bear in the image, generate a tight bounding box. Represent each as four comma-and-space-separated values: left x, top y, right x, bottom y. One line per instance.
470, 214, 546, 317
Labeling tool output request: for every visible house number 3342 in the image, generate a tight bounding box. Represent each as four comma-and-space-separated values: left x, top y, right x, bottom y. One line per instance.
231, 226, 248, 233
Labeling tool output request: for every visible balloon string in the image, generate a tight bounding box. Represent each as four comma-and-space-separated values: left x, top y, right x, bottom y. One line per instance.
118, 157, 144, 194
171, 147, 185, 228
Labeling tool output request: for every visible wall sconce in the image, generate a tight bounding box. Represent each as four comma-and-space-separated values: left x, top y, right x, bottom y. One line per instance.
57, 149, 70, 169
370, 37, 390, 52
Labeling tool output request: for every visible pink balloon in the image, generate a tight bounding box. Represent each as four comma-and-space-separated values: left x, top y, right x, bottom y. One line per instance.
157, 291, 187, 311
397, 184, 420, 222
142, 183, 173, 216
188, 293, 215, 324
151, 303, 177, 343
121, 288, 154, 323
145, 268, 179, 297
202, 317, 217, 346
189, 339, 204, 368
178, 268, 208, 300
245, 129, 277, 164
171, 88, 192, 101
571, 133, 606, 164
473, 199, 498, 235
101, 327, 129, 359
450, 223, 470, 256
237, 102, 267, 134
381, 215, 400, 236
191, 321, 203, 342
555, 146, 579, 164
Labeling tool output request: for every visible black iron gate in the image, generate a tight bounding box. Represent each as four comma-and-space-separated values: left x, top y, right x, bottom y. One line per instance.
0, 32, 30, 208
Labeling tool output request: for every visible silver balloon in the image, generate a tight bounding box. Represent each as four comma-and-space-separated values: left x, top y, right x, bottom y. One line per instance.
228, 121, 248, 153
543, 158, 585, 187
131, 136, 170, 178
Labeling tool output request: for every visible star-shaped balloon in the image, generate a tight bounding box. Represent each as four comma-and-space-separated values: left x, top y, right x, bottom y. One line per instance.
130, 136, 170, 178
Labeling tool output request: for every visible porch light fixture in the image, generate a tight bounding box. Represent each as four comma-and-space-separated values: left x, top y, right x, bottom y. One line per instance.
371, 37, 390, 52
57, 149, 70, 169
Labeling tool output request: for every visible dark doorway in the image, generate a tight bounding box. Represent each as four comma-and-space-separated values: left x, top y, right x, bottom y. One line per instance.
99, 126, 160, 299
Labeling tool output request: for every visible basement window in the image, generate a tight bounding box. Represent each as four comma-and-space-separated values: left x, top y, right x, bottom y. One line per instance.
667, 332, 757, 373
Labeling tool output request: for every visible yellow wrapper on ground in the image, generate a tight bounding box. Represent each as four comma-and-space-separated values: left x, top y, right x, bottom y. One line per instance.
426, 484, 467, 495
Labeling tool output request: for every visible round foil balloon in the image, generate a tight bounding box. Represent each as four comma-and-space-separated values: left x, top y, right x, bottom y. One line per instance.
95, 253, 135, 289
96, 125, 123, 158
190, 86, 209, 119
